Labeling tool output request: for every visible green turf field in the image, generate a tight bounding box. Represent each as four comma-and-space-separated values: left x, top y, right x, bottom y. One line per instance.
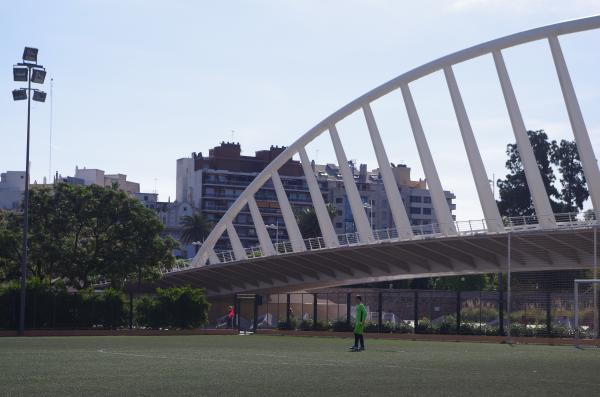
1, 335, 599, 396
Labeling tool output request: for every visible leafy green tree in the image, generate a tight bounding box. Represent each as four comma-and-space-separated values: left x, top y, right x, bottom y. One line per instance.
0, 210, 21, 282
1, 183, 176, 288
497, 130, 561, 216
497, 129, 588, 216
295, 203, 337, 238
497, 131, 590, 292
179, 212, 212, 252
551, 139, 588, 212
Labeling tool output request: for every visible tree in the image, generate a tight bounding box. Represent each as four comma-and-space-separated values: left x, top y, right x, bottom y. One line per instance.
179, 213, 212, 251
0, 210, 21, 282
497, 131, 591, 292
551, 139, 588, 212
295, 203, 337, 238
0, 183, 176, 288
497, 129, 588, 217
497, 130, 561, 217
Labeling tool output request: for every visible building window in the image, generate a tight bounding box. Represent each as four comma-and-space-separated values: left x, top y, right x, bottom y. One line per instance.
337, 210, 343, 216
335, 197, 343, 203
423, 208, 432, 215
335, 222, 343, 228
424, 196, 431, 203
410, 196, 422, 203
410, 207, 421, 214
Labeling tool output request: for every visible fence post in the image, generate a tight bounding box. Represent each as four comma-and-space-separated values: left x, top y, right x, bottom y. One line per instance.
456, 290, 461, 334
346, 293, 351, 328
378, 292, 383, 333
52, 292, 57, 328
286, 294, 291, 329
546, 291, 552, 336
129, 286, 134, 330
414, 290, 419, 334
313, 293, 318, 328
598, 287, 600, 339
234, 294, 240, 331
498, 275, 505, 336
253, 294, 259, 333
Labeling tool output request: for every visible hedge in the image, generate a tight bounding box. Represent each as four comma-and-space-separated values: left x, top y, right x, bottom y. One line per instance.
0, 279, 209, 330
0, 278, 126, 329
135, 286, 210, 329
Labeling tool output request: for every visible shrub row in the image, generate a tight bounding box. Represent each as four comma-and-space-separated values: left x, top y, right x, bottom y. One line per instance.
276, 317, 414, 334
0, 278, 126, 329
0, 279, 209, 330
134, 286, 210, 329
274, 315, 576, 338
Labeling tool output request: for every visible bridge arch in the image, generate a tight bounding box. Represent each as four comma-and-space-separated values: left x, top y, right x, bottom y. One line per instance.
187, 15, 600, 274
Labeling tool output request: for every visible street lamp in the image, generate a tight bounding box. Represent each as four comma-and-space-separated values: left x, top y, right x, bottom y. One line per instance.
363, 200, 374, 228
191, 240, 205, 255
266, 222, 280, 251
12, 46, 48, 336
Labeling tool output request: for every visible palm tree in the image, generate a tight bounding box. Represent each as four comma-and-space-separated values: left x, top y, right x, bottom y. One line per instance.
180, 213, 212, 252
295, 204, 337, 238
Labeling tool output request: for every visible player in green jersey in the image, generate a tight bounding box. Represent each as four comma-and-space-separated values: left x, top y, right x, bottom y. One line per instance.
350, 295, 367, 351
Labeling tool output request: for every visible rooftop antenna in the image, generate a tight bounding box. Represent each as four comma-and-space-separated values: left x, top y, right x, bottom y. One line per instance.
153, 177, 158, 194
48, 77, 53, 182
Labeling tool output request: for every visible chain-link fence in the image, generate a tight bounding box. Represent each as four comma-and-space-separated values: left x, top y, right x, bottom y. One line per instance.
207, 277, 598, 339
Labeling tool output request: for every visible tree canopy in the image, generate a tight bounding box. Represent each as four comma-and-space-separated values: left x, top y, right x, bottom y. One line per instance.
0, 183, 177, 288
180, 213, 212, 247
497, 129, 588, 217
295, 203, 337, 238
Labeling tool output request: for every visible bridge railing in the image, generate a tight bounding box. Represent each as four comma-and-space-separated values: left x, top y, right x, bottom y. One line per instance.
164, 212, 597, 273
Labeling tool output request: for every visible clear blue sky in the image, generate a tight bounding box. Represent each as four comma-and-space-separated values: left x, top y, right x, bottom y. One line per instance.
2, 1, 600, 221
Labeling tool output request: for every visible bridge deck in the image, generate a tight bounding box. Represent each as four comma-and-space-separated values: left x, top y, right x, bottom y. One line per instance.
160, 227, 596, 296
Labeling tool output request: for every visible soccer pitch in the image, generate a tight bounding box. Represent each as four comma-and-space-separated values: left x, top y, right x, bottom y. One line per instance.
1, 335, 599, 396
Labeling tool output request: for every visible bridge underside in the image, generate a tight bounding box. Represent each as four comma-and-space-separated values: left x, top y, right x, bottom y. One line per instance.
159, 228, 597, 297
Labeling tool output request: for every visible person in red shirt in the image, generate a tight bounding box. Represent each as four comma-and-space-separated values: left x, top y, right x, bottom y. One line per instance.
226, 306, 234, 328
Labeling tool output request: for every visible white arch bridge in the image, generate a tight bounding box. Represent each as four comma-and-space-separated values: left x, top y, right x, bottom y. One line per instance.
161, 16, 600, 296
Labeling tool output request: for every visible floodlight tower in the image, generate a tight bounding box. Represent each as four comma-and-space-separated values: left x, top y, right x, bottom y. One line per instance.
12, 47, 47, 336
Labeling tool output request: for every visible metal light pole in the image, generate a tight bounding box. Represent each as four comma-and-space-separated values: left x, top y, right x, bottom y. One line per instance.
12, 47, 47, 336
266, 222, 279, 251
363, 200, 374, 228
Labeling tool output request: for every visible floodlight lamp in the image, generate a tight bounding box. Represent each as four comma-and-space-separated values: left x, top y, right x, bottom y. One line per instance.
12, 89, 27, 101
13, 66, 28, 82
32, 90, 46, 103
22, 47, 38, 63
31, 68, 46, 84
